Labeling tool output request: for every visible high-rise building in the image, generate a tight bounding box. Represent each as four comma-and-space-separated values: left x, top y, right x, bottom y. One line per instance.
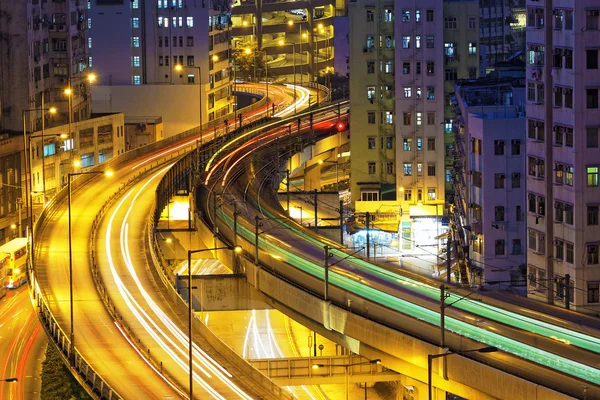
526, 1, 600, 313
453, 79, 527, 288
348, 0, 446, 248
230, 0, 340, 84
479, 0, 526, 72
89, 0, 233, 123
0, 0, 91, 132
443, 0, 480, 201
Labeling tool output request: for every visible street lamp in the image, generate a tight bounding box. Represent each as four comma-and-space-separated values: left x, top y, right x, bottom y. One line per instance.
186, 245, 242, 400
67, 169, 112, 366
278, 39, 297, 114
175, 64, 203, 145
318, 159, 339, 192
65, 74, 95, 170
428, 346, 498, 400
313, 358, 381, 400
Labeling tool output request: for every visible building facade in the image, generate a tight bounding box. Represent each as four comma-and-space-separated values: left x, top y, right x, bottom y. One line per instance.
89, 0, 233, 124
443, 0, 480, 201
526, 0, 600, 313
480, 0, 526, 72
453, 79, 527, 288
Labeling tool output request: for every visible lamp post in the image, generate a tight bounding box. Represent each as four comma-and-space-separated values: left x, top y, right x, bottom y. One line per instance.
64, 74, 95, 173
175, 64, 203, 145
186, 245, 242, 400
278, 39, 297, 114
428, 347, 497, 400
313, 359, 381, 400
318, 159, 339, 192
67, 169, 113, 366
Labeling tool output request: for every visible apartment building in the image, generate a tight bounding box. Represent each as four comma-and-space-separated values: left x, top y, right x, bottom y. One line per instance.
480, 0, 526, 71
453, 79, 527, 288
90, 0, 233, 124
526, 1, 600, 313
0, 0, 124, 239
349, 0, 445, 247
443, 0, 480, 200
230, 0, 340, 83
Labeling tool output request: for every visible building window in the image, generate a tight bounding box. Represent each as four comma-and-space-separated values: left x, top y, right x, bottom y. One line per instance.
511, 139, 521, 155
566, 242, 574, 263
404, 190, 412, 201
426, 36, 434, 49
588, 245, 600, 264
564, 165, 574, 186
586, 9, 599, 30
416, 137, 423, 151
402, 62, 411, 74
494, 173, 505, 189
186, 17, 194, 28
588, 167, 599, 186
588, 206, 599, 225
132, 55, 140, 67
367, 61, 375, 74
509, 172, 520, 189
361, 191, 379, 201
417, 163, 423, 175
416, 112, 423, 125
386, 136, 393, 149
426, 87, 435, 100
366, 9, 374, 22
402, 9, 410, 22
494, 206, 505, 222
132, 36, 140, 47
402, 36, 411, 49
426, 113, 435, 125
426, 61, 435, 75
368, 162, 376, 175
444, 16, 456, 29
427, 188, 436, 200
132, 75, 141, 85
404, 87, 412, 98
516, 205, 523, 221
367, 86, 375, 102
554, 86, 563, 107
588, 283, 600, 303
368, 136, 376, 149
159, 56, 163, 66
512, 239, 522, 254
495, 240, 505, 256
445, 68, 457, 81
386, 161, 394, 175
187, 55, 194, 66
587, 49, 598, 69
426, 9, 434, 22
403, 163, 412, 176
403, 113, 412, 125
132, 0, 139, 8
368, 112, 376, 124
493, 140, 504, 155
403, 138, 412, 151
132, 17, 139, 28
384, 111, 393, 124
385, 60, 393, 73
427, 163, 436, 176
468, 16, 476, 29
587, 89, 598, 108
416, 62, 421, 74
427, 137, 435, 151
587, 127, 599, 148
467, 42, 477, 55
555, 240, 564, 260
415, 35, 421, 48
528, 119, 544, 141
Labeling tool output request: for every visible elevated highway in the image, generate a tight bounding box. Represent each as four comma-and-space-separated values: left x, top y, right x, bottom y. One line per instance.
192, 107, 599, 399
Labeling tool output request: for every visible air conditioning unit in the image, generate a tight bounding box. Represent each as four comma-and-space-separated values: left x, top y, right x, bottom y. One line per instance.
589, 245, 598, 253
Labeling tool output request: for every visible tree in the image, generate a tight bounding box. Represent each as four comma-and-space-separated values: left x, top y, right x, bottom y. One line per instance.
232, 46, 267, 83
317, 72, 349, 101
41, 344, 92, 400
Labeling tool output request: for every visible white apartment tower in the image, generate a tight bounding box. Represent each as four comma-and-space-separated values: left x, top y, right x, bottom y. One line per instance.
526, 0, 600, 312
90, 0, 233, 123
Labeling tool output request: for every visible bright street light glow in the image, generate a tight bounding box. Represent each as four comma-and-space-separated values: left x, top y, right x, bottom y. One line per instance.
318, 23, 323, 29
244, 48, 252, 54
105, 170, 114, 177
88, 74, 96, 83
242, 20, 248, 26
60, 133, 68, 139
64, 88, 72, 95
234, 245, 243, 253
278, 40, 284, 46
49, 107, 57, 114
10, 224, 16, 229
73, 160, 81, 167
287, 20, 294, 26
212, 55, 219, 62
175, 64, 183, 72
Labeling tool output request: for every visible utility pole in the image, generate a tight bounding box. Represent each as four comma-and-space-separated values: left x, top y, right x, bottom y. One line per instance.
565, 273, 570, 310
309, 112, 314, 144
254, 215, 262, 265
233, 201, 240, 273
338, 200, 344, 245
366, 212, 370, 259
286, 169, 290, 216
446, 235, 452, 284
324, 245, 330, 300
213, 192, 219, 247
440, 284, 446, 348
313, 189, 318, 234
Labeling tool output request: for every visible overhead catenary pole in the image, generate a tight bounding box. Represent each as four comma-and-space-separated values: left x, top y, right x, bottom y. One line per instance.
286, 169, 290, 215
339, 200, 344, 245
313, 189, 318, 234
323, 245, 329, 301
366, 211, 370, 259
446, 234, 452, 283
254, 216, 261, 265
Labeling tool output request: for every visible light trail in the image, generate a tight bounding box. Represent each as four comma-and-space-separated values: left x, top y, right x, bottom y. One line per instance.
103, 168, 254, 399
